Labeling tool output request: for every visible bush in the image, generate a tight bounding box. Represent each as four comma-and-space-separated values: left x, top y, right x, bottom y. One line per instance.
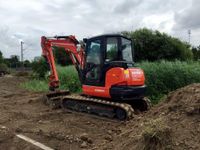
138, 61, 200, 104
0, 63, 8, 72
22, 65, 81, 93
32, 57, 49, 78
23, 61, 200, 105
192, 46, 200, 60
57, 65, 81, 92
0, 51, 3, 64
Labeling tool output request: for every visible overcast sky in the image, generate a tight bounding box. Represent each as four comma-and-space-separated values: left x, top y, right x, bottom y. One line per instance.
0, 0, 199, 60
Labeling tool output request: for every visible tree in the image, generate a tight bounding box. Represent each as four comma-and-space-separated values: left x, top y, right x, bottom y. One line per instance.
9, 55, 20, 68
0, 51, 8, 72
53, 47, 72, 66
32, 57, 49, 78
0, 51, 3, 63
192, 45, 200, 60
122, 28, 193, 61
24, 60, 31, 68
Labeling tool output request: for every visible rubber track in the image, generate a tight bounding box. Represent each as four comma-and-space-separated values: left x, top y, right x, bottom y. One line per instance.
61, 95, 135, 120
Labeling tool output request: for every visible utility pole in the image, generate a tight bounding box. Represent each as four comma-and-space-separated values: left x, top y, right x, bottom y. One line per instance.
188, 29, 191, 44
20, 41, 24, 70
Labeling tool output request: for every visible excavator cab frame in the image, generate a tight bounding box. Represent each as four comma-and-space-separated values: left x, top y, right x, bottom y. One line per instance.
83, 34, 134, 87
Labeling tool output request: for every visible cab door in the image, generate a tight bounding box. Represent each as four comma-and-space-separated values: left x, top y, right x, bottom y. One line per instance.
84, 38, 103, 86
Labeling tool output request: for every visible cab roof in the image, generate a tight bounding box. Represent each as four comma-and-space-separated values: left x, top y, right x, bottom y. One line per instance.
86, 34, 131, 41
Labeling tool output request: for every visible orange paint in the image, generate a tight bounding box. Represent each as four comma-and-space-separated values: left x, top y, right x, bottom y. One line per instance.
82, 67, 145, 98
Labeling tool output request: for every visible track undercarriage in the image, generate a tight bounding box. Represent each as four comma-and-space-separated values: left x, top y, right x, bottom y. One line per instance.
42, 90, 151, 120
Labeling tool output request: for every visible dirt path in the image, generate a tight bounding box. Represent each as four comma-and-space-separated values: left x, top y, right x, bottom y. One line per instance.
0, 76, 199, 150
0, 76, 127, 150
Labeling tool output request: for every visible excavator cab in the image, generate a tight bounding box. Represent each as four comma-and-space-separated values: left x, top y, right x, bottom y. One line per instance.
83, 34, 134, 86
82, 34, 147, 103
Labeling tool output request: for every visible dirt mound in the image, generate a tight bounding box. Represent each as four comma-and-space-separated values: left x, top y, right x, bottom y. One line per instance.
104, 84, 200, 150
162, 83, 200, 116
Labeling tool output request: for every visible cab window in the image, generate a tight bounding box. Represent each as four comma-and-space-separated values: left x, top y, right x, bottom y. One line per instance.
106, 37, 118, 62
86, 40, 101, 64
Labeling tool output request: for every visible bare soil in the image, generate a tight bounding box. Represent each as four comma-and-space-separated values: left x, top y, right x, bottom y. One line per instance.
0, 76, 199, 150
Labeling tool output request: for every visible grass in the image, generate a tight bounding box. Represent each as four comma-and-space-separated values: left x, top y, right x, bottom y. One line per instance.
22, 79, 48, 92
21, 61, 200, 104
142, 118, 172, 150
57, 65, 81, 92
21, 65, 81, 92
138, 60, 200, 104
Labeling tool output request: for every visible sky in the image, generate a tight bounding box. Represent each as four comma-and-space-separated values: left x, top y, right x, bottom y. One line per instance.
0, 0, 199, 60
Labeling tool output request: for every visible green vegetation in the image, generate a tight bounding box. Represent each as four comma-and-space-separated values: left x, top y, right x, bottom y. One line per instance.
53, 47, 72, 66
122, 28, 193, 61
138, 61, 200, 104
19, 28, 200, 105
0, 51, 3, 63
21, 65, 81, 93
0, 50, 9, 73
31, 57, 49, 78
0, 63, 8, 72
142, 118, 172, 150
192, 46, 200, 60
22, 61, 200, 104
22, 79, 48, 92
56, 65, 81, 92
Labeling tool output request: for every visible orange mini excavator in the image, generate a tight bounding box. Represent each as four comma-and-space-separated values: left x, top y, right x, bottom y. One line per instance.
41, 34, 151, 120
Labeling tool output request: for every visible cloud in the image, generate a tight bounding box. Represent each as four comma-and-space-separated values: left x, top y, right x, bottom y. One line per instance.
0, 0, 199, 60
172, 0, 200, 45
174, 0, 200, 30
114, 0, 143, 14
